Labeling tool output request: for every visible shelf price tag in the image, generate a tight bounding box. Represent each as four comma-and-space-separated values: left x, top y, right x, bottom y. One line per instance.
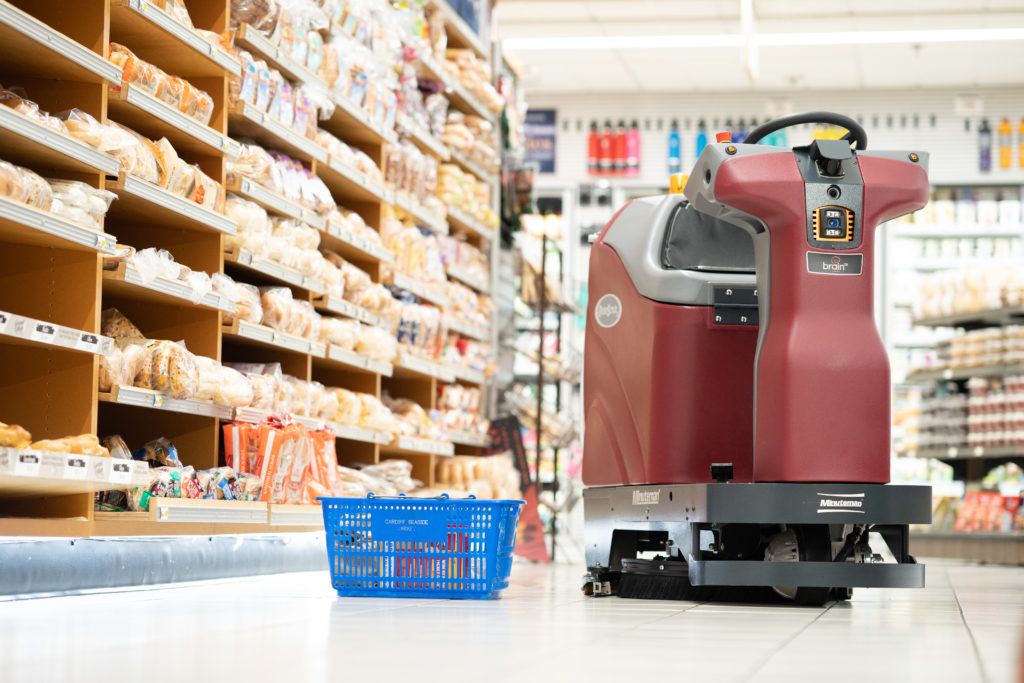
64, 456, 88, 480
31, 322, 57, 344
152, 394, 165, 407
110, 462, 132, 484
0, 311, 9, 333
76, 332, 101, 351
973, 446, 984, 457
14, 453, 41, 477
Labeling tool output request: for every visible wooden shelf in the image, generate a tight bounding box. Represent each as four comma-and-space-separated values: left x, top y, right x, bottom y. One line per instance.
902, 445, 1024, 461
234, 23, 322, 92
424, 1, 489, 63
222, 319, 326, 356
234, 23, 396, 146
142, 497, 268, 524
225, 177, 324, 229
448, 430, 489, 448
0, 1, 122, 83
394, 354, 455, 382
386, 272, 449, 307
227, 101, 326, 165
107, 83, 239, 157
99, 384, 235, 420
224, 246, 324, 294
328, 421, 393, 445
448, 146, 498, 183
107, 173, 237, 235
317, 345, 393, 376
0, 448, 148, 498
0, 106, 120, 176
445, 264, 490, 293
108, 0, 240, 77
394, 194, 449, 235
445, 315, 489, 342
318, 156, 395, 206
103, 262, 236, 312
313, 294, 389, 329
396, 114, 450, 160
382, 436, 454, 457
320, 221, 394, 265
0, 195, 117, 253
416, 40, 495, 124
448, 364, 487, 386
268, 503, 323, 526
910, 530, 1024, 565
0, 310, 113, 356
446, 205, 494, 241
913, 306, 1024, 329
905, 363, 1024, 383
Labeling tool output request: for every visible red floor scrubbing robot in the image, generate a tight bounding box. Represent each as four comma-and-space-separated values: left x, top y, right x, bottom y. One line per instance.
582, 112, 932, 604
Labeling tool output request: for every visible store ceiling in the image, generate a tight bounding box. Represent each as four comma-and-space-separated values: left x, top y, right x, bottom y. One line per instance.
494, 0, 1024, 93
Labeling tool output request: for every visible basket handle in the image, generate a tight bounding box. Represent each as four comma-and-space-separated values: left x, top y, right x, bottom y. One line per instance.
364, 492, 477, 500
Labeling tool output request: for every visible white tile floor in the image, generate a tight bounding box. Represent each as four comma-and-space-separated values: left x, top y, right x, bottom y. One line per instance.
0, 559, 1021, 683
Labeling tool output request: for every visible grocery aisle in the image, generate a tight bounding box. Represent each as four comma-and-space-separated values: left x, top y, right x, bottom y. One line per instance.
2, 560, 1021, 683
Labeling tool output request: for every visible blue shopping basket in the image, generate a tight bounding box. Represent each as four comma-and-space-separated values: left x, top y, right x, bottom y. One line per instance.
320, 493, 525, 599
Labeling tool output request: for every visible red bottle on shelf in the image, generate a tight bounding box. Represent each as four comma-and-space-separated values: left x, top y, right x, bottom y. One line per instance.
598, 120, 613, 176
613, 119, 627, 176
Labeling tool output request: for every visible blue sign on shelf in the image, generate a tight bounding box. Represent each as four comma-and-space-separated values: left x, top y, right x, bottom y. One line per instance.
525, 109, 557, 174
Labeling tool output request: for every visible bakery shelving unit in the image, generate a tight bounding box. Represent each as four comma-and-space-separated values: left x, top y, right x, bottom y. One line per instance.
896, 295, 1024, 563
0, 0, 507, 540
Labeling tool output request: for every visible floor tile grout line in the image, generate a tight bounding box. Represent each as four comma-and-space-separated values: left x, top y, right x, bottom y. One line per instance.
735, 601, 837, 681
951, 580, 992, 683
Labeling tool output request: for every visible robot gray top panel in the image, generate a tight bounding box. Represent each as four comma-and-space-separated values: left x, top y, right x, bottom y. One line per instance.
661, 201, 755, 273
602, 194, 756, 306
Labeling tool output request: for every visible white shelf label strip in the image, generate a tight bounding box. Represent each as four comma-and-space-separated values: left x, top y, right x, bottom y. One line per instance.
123, 175, 237, 234
126, 0, 240, 74
0, 3, 123, 83
0, 107, 120, 174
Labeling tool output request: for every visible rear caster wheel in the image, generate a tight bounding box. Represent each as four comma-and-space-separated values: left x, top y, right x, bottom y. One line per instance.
831, 587, 853, 601
766, 524, 833, 606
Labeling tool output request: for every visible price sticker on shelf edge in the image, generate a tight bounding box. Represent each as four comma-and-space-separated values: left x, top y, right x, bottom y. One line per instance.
31, 323, 57, 343
110, 462, 132, 484
152, 394, 164, 407
65, 456, 88, 480
77, 332, 100, 351
0, 312, 9, 333
15, 453, 41, 477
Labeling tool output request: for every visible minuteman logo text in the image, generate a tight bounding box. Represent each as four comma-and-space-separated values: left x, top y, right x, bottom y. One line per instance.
632, 489, 660, 506
816, 492, 865, 514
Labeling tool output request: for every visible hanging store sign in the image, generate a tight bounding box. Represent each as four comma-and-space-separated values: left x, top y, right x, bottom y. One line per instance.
525, 108, 557, 174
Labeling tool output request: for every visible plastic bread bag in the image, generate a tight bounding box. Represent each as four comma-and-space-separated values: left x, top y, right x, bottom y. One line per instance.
270, 217, 320, 249
188, 165, 223, 211
362, 459, 420, 494
18, 167, 53, 211
258, 286, 293, 331
46, 179, 117, 222
358, 393, 398, 433
255, 61, 274, 112
56, 109, 115, 151
230, 0, 280, 32
133, 437, 182, 468
163, 0, 194, 28
119, 341, 152, 388
101, 307, 146, 340
282, 374, 311, 416
230, 50, 258, 107
356, 318, 397, 363
154, 74, 185, 110
105, 122, 160, 184
305, 170, 335, 214
108, 43, 160, 96
178, 79, 214, 125
193, 355, 223, 402
180, 268, 213, 304
98, 345, 124, 392
227, 143, 276, 188
151, 138, 193, 197
225, 280, 263, 325
320, 317, 358, 350
0, 161, 28, 204
332, 388, 361, 425
310, 382, 338, 421
268, 80, 294, 127
148, 339, 199, 399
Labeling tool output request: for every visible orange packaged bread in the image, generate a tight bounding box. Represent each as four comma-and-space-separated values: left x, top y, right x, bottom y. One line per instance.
152, 138, 194, 197
155, 74, 185, 110
179, 80, 214, 126
108, 43, 160, 96
107, 122, 160, 184
188, 165, 223, 211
